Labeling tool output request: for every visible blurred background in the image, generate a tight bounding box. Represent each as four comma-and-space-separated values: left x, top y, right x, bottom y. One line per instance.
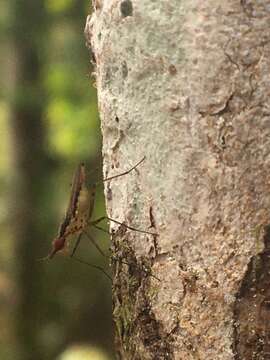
0, 1, 114, 359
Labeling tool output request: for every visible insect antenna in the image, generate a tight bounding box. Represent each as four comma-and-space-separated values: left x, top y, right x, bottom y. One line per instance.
93, 156, 146, 186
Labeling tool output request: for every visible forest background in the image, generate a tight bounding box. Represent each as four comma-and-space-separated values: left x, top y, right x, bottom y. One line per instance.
0, 1, 113, 359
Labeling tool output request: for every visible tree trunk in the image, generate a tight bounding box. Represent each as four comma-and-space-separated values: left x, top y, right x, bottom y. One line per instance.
86, 1, 270, 359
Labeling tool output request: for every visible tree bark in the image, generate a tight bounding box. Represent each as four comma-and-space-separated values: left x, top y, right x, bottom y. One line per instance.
87, 1, 270, 359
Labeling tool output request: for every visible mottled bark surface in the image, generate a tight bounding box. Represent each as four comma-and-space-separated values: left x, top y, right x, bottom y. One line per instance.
87, 1, 270, 359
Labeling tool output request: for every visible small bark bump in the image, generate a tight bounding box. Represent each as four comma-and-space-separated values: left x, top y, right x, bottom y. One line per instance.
120, 0, 133, 17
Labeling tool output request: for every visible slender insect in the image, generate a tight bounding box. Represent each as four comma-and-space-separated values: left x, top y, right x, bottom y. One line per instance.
44, 157, 156, 271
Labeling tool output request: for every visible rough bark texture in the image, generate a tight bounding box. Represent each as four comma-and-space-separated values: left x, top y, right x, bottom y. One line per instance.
87, 1, 270, 359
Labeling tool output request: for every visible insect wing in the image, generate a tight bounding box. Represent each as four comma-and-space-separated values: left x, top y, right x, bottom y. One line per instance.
67, 164, 86, 219
87, 183, 96, 220
58, 164, 86, 237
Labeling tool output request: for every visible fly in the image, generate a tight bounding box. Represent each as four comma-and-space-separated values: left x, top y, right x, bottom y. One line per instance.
42, 157, 157, 278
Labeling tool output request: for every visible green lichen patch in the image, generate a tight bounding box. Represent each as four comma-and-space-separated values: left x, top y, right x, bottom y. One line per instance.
111, 232, 174, 359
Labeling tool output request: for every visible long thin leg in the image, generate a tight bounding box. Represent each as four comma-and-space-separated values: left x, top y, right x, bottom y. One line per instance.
102, 156, 145, 183
70, 233, 111, 281
90, 216, 158, 236
83, 231, 107, 257
89, 220, 160, 282
70, 233, 83, 258
71, 256, 112, 282
89, 224, 160, 281
93, 224, 111, 235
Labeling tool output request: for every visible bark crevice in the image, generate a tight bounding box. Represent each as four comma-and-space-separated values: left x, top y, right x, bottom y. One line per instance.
112, 230, 174, 360
233, 224, 270, 359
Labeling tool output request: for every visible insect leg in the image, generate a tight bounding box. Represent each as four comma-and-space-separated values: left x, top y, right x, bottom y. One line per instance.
90, 216, 158, 236
71, 257, 112, 282
70, 233, 83, 258
92, 224, 111, 234
83, 230, 108, 258
89, 219, 160, 282
70, 233, 111, 280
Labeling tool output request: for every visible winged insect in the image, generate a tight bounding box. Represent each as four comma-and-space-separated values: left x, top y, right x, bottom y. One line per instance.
42, 157, 157, 278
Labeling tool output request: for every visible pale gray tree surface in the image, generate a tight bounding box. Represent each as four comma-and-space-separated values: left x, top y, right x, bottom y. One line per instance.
86, 1, 270, 359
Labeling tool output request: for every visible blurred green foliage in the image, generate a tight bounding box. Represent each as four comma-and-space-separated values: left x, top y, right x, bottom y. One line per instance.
45, 0, 74, 13
46, 64, 99, 158
58, 345, 109, 360
0, 1, 113, 359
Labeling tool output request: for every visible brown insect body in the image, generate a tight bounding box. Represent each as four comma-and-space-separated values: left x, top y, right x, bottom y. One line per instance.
49, 164, 96, 258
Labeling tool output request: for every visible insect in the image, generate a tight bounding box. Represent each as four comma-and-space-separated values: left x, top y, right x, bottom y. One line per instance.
44, 157, 156, 272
